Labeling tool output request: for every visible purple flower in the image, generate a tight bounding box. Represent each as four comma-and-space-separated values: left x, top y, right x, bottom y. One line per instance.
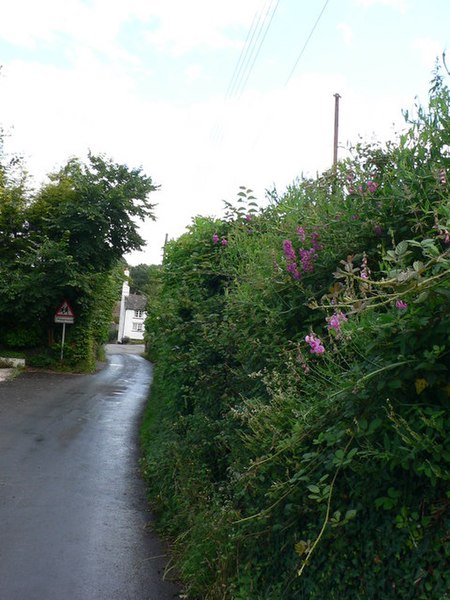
367, 180, 378, 193
212, 233, 219, 244
283, 239, 296, 262
395, 300, 408, 310
373, 225, 383, 236
297, 226, 306, 242
305, 333, 325, 355
245, 214, 252, 221
286, 262, 301, 280
299, 248, 316, 273
221, 238, 228, 246
311, 231, 322, 251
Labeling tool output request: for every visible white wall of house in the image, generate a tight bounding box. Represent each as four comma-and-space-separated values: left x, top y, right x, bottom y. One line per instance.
117, 273, 130, 342
117, 270, 147, 342
123, 309, 145, 341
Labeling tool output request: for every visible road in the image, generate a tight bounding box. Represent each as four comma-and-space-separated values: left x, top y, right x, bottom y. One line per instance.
0, 344, 182, 600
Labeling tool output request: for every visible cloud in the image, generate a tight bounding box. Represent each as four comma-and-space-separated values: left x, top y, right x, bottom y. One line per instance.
0, 0, 260, 60
353, 0, 409, 13
337, 23, 353, 46
413, 37, 443, 68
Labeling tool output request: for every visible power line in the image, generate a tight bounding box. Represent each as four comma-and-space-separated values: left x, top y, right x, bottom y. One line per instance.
284, 0, 331, 87
250, 0, 331, 150
225, 8, 262, 100
231, 0, 280, 101
212, 0, 279, 144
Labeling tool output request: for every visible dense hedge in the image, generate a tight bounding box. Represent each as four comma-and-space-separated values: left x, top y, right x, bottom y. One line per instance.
0, 150, 156, 370
141, 74, 450, 598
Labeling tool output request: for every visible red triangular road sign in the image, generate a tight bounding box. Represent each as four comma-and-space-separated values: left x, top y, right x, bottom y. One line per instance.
55, 300, 75, 318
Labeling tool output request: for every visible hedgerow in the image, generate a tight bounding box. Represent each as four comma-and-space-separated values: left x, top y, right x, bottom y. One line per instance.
141, 71, 450, 599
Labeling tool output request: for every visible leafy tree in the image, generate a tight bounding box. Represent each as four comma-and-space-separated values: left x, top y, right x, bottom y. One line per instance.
129, 263, 160, 294
28, 152, 159, 271
0, 150, 159, 368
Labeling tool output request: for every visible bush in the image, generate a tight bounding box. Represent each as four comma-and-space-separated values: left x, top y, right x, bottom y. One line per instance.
141, 72, 450, 598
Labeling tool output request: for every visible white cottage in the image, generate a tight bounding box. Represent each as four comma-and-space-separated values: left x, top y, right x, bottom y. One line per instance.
117, 271, 147, 342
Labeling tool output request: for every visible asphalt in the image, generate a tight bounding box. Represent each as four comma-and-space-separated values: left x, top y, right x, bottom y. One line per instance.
0, 344, 182, 600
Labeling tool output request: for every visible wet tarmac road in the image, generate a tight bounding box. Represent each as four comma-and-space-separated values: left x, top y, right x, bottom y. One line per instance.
0, 345, 181, 600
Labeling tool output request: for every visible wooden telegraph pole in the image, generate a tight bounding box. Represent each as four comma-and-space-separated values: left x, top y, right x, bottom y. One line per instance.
333, 93, 341, 166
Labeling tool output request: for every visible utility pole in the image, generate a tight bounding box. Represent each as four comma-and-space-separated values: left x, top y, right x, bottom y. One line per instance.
333, 93, 341, 166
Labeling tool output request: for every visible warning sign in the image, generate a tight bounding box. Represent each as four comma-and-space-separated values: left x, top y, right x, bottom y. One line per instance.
54, 300, 75, 324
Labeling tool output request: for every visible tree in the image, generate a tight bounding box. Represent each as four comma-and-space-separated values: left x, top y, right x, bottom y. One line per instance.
0, 151, 159, 365
129, 263, 160, 294
28, 152, 159, 272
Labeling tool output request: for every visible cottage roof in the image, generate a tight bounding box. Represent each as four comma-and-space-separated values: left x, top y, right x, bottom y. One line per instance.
125, 294, 147, 311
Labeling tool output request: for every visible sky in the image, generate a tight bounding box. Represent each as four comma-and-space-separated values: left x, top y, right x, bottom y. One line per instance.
0, 0, 448, 265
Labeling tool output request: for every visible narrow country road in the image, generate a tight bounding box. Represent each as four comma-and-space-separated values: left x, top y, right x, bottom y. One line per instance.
0, 344, 182, 600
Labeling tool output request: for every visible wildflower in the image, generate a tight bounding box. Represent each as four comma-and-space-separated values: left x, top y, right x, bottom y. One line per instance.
360, 253, 370, 280
245, 213, 252, 221
283, 240, 301, 279
351, 214, 359, 220
327, 311, 347, 332
346, 172, 355, 182
367, 180, 378, 193
283, 239, 296, 262
305, 333, 325, 354
373, 224, 383, 236
221, 238, 228, 246
299, 248, 315, 272
311, 231, 322, 251
212, 233, 219, 244
395, 300, 408, 310
286, 262, 301, 280
415, 378, 428, 395
297, 226, 306, 242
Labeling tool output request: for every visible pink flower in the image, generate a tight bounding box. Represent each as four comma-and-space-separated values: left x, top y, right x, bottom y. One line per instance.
327, 312, 348, 332
305, 333, 325, 354
367, 180, 378, 193
395, 300, 408, 310
212, 233, 219, 244
221, 238, 228, 246
245, 214, 252, 221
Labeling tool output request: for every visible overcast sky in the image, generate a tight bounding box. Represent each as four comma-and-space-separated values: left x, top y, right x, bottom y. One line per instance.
0, 0, 448, 264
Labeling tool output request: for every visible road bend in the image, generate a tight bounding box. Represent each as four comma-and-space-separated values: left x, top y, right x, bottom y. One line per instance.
0, 344, 181, 600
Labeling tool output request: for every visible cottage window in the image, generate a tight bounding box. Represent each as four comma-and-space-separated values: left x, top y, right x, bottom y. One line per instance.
132, 323, 144, 332
134, 310, 144, 318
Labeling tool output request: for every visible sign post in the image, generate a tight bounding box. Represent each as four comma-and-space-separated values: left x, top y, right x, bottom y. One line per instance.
54, 300, 75, 361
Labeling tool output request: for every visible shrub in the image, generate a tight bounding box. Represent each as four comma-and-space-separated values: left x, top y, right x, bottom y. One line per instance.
141, 72, 450, 599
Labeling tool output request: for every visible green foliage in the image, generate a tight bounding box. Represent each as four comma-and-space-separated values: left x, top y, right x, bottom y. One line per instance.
129, 263, 160, 295
141, 71, 450, 599
0, 146, 157, 369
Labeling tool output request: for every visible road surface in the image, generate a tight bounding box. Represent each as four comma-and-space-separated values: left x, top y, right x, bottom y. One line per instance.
0, 344, 182, 600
